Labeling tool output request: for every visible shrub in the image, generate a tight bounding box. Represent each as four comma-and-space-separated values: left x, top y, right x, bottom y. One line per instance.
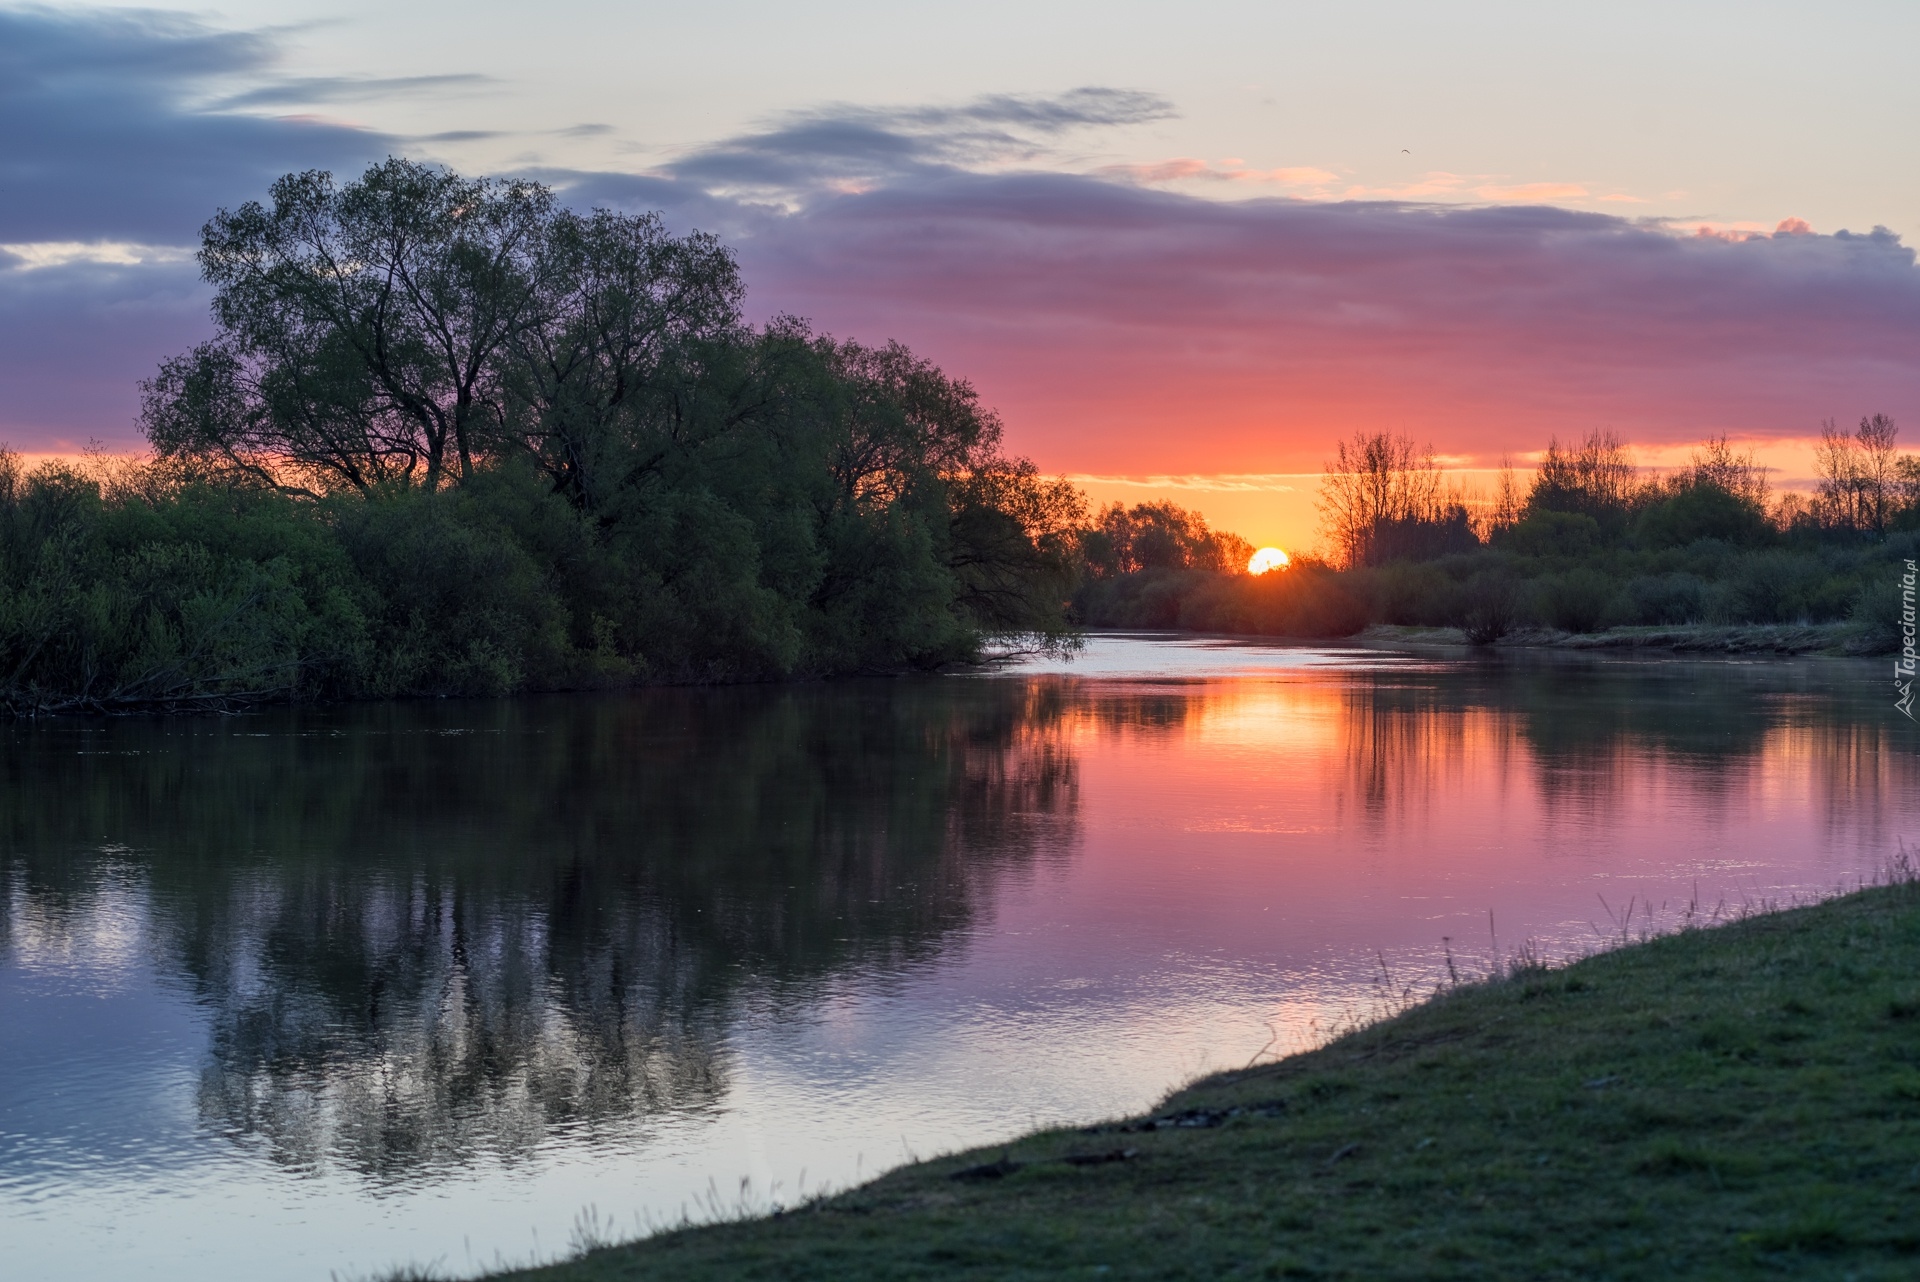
1633, 483, 1771, 549
1461, 572, 1520, 644
1532, 569, 1617, 633
1504, 511, 1603, 558
1623, 574, 1707, 626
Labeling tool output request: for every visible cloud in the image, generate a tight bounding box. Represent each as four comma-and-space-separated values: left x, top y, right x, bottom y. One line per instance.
0, 7, 387, 244
1471, 181, 1589, 202
895, 87, 1173, 132
0, 255, 209, 446
7, 19, 1918, 488
705, 172, 1920, 473
555, 103, 1916, 473
1065, 474, 1302, 492
1102, 158, 1341, 188
645, 87, 1174, 200
0, 241, 194, 270
213, 73, 495, 109
0, 6, 391, 443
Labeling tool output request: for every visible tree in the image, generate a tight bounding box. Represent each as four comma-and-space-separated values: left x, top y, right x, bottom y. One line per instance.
1631, 435, 1771, 548
1812, 414, 1901, 535
143, 160, 740, 501
505, 209, 744, 510
1525, 431, 1637, 529
138, 159, 1092, 682
1489, 455, 1523, 535
145, 161, 558, 494
1081, 502, 1251, 578
1317, 431, 1475, 567
1687, 434, 1769, 508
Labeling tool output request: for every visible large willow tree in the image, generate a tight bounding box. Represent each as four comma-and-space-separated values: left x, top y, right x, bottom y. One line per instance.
127, 159, 1083, 693
142, 160, 743, 498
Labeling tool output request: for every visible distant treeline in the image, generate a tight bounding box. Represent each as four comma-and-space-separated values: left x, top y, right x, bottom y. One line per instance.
7, 160, 1909, 713
1075, 423, 1917, 650
0, 161, 1082, 712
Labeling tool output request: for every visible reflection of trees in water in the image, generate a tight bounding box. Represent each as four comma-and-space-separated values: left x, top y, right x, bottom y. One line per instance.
1769, 704, 1913, 855
0, 681, 1078, 1183
1327, 660, 1920, 845
1505, 663, 1920, 847
1052, 659, 1916, 849
1334, 682, 1520, 830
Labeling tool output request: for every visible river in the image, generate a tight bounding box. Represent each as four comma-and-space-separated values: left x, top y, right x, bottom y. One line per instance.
1, 634, 1913, 1279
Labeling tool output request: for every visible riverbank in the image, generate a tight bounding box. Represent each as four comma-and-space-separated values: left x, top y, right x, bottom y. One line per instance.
491, 872, 1920, 1280
1358, 620, 1887, 656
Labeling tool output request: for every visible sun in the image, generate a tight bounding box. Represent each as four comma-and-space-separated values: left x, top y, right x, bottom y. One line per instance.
1247, 547, 1290, 575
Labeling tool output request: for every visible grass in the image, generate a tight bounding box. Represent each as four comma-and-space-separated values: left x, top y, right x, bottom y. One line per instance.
1359, 621, 1882, 655
493, 877, 1920, 1281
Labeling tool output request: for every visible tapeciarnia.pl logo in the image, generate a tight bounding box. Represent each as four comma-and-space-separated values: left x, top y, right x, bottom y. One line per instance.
1899, 559, 1917, 720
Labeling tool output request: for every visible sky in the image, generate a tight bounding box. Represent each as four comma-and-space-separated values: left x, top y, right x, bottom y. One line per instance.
4, 1, 1919, 550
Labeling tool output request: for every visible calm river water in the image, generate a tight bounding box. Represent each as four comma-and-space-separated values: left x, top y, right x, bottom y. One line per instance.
3, 635, 1916, 1279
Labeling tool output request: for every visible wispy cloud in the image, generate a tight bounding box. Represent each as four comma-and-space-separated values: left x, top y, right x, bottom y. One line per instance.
5, 8, 1916, 478
645, 87, 1175, 201
0, 241, 195, 270
1101, 158, 1340, 189
1472, 181, 1589, 202
1333, 172, 1604, 204
707, 169, 1920, 473
0, 7, 385, 441
1065, 473, 1304, 492
212, 73, 496, 109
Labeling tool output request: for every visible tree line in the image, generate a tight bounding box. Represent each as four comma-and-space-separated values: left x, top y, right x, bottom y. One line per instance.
1076, 420, 1916, 648
0, 161, 1084, 711
3, 158, 1906, 711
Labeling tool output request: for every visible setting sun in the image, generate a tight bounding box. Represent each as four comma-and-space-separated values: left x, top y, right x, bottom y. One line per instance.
1247, 547, 1291, 575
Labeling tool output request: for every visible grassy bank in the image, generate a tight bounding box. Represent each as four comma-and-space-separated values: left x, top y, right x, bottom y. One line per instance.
496, 876, 1920, 1280
1356, 621, 1885, 656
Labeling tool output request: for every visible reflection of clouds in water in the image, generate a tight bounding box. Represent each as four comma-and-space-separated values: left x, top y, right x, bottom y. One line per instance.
4, 855, 151, 995
191, 888, 730, 1183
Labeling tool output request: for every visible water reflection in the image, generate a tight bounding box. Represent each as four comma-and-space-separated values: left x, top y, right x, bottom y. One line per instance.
2, 643, 1916, 1282
0, 683, 1079, 1184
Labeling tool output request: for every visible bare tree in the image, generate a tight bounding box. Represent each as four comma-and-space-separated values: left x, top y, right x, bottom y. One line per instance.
1813, 414, 1900, 535
1688, 435, 1769, 508
1489, 454, 1523, 535
1317, 431, 1443, 567
1528, 430, 1637, 520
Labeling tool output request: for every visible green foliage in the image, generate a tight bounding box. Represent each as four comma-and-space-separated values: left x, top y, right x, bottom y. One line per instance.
1460, 570, 1520, 643
1502, 509, 1601, 557
1634, 479, 1771, 548
1079, 501, 1251, 579
0, 457, 369, 711
1525, 430, 1638, 536
1534, 568, 1618, 633
73, 160, 1091, 711
1622, 572, 1708, 625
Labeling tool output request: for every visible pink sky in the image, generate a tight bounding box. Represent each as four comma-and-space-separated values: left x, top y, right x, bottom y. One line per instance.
6, 11, 1920, 555
725, 177, 1920, 549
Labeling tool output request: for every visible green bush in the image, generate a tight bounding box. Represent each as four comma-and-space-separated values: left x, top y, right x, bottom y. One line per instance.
1633, 484, 1770, 549
1532, 569, 1618, 633
1460, 571, 1520, 643
1503, 511, 1602, 558
1623, 573, 1707, 625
